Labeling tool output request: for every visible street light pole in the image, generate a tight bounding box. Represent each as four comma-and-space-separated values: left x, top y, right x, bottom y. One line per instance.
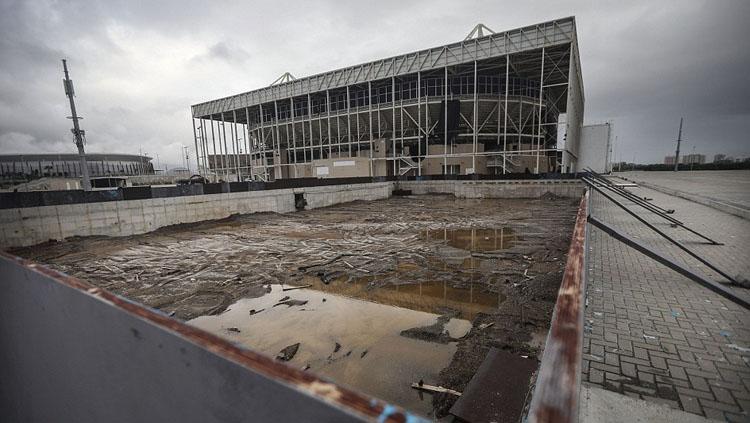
62, 59, 91, 190
674, 117, 683, 172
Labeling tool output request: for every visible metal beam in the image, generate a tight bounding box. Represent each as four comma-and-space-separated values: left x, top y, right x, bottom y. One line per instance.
584, 178, 737, 285
588, 216, 750, 310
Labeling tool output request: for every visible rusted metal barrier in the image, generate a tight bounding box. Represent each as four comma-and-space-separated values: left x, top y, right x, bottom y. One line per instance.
0, 252, 426, 423
528, 190, 589, 423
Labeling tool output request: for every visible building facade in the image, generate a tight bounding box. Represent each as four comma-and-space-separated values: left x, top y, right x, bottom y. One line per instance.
191, 17, 584, 181
0, 153, 154, 181
683, 154, 706, 165
578, 122, 612, 173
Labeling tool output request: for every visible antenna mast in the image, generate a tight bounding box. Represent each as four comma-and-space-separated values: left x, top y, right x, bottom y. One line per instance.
62, 59, 91, 190
674, 117, 683, 172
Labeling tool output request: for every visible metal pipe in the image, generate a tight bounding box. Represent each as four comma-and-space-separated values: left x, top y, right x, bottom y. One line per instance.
588, 216, 749, 310
586, 170, 675, 216
584, 178, 734, 283
585, 173, 682, 225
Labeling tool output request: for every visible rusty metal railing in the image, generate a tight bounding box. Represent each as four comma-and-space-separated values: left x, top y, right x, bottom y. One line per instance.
528, 189, 589, 423
0, 252, 426, 422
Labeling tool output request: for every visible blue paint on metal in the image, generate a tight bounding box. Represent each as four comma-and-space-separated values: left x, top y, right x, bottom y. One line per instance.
405, 412, 430, 423
377, 404, 397, 423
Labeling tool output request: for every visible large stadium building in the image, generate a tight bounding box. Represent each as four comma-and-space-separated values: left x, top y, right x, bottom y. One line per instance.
191, 17, 583, 181
0, 153, 154, 181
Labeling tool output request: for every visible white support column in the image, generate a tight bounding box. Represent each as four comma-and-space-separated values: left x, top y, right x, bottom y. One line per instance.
317, 96, 323, 159
518, 97, 522, 152
399, 87, 404, 168
444, 66, 448, 175
284, 117, 291, 177
245, 107, 252, 179
336, 108, 341, 157
391, 75, 396, 176
191, 117, 201, 175
536, 47, 545, 174
260, 103, 268, 180
503, 55, 509, 174
307, 93, 313, 168
199, 118, 208, 174
472, 60, 478, 174
290, 97, 297, 178
417, 71, 421, 176
300, 100, 306, 165
355, 97, 361, 156
326, 90, 332, 158
368, 81, 374, 177
346, 86, 352, 157
273, 101, 280, 180
233, 109, 240, 181
210, 118, 218, 181
202, 118, 210, 175
221, 116, 229, 180
377, 103, 381, 139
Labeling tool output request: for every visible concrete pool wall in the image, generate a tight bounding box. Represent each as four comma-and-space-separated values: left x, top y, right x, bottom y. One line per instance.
0, 180, 582, 248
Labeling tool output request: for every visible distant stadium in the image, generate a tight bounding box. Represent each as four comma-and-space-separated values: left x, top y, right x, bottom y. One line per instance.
191, 17, 584, 181
0, 153, 153, 181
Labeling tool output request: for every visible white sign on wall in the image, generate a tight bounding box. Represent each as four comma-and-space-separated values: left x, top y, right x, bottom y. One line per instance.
333, 160, 356, 167
316, 166, 330, 176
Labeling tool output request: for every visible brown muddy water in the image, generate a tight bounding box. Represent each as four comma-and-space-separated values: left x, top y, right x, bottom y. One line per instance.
190, 284, 474, 416
13, 194, 580, 419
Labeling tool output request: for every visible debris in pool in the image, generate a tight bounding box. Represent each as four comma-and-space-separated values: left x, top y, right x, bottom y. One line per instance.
334, 342, 341, 353
303, 363, 311, 371
227, 327, 241, 333
361, 350, 368, 358
282, 284, 312, 291
276, 343, 300, 361
279, 296, 290, 302
411, 381, 462, 397
345, 350, 352, 357
249, 308, 264, 316
400, 314, 458, 344
322, 298, 327, 302
273, 299, 309, 307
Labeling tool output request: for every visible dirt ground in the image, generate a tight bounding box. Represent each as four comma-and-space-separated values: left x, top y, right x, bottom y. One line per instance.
13, 193, 579, 418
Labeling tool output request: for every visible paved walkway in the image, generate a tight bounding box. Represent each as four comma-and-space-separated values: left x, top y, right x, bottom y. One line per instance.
620, 170, 750, 210
582, 176, 750, 422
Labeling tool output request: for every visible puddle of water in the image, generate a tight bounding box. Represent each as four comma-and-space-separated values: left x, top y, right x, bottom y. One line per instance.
189, 285, 469, 417
421, 227, 518, 252
303, 274, 503, 321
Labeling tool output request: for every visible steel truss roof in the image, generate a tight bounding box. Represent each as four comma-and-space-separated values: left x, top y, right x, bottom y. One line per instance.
192, 17, 578, 119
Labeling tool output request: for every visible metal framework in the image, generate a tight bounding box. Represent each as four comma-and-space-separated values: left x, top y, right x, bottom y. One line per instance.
191, 17, 584, 181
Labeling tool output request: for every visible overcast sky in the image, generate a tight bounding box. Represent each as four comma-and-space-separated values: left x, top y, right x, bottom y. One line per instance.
1, 0, 748, 168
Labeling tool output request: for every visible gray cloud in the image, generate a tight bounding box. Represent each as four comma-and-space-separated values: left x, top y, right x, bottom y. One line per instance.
1, 0, 748, 167
191, 41, 251, 65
